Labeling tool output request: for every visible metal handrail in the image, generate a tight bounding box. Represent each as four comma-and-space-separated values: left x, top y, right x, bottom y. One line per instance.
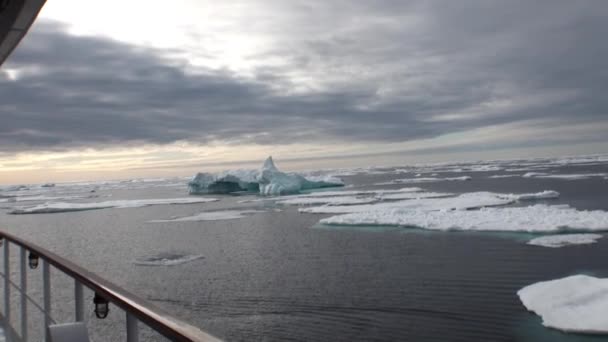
0, 230, 221, 342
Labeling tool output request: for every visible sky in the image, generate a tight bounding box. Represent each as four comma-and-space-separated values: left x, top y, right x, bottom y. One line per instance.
1, 0, 607, 184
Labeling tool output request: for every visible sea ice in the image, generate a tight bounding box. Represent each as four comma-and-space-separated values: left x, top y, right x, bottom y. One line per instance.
301, 192, 513, 214
499, 190, 559, 201
149, 210, 264, 222
522, 172, 607, 180
320, 204, 608, 232
133, 253, 204, 266
488, 174, 520, 179
383, 176, 472, 184
296, 187, 423, 198
278, 196, 377, 206
377, 192, 454, 200
9, 197, 218, 214
518, 275, 608, 333
188, 157, 343, 196
527, 234, 603, 248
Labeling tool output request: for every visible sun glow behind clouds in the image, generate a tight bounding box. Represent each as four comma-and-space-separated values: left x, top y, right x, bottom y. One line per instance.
39, 0, 278, 72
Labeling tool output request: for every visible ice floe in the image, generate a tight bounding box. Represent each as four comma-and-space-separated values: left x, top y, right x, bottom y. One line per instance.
188, 157, 343, 196
499, 190, 560, 201
488, 174, 520, 179
278, 196, 377, 206
9, 198, 218, 214
149, 210, 264, 222
300, 191, 558, 215
381, 176, 471, 184
320, 204, 608, 232
301, 192, 513, 214
518, 275, 608, 333
523, 172, 607, 180
133, 253, 204, 266
527, 234, 603, 248
295, 187, 424, 198
376, 192, 454, 200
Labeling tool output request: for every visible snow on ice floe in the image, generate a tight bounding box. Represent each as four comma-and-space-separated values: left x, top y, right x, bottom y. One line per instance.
488, 174, 520, 179
295, 187, 424, 197
149, 210, 264, 222
376, 191, 454, 200
527, 234, 603, 248
300, 192, 514, 214
320, 204, 608, 233
518, 275, 608, 334
188, 157, 343, 196
9, 197, 219, 214
523, 172, 607, 180
299, 191, 559, 214
133, 253, 204, 266
377, 176, 471, 185
278, 196, 377, 206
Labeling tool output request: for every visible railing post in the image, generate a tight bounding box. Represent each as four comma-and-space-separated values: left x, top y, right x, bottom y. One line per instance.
43, 259, 51, 342
75, 280, 84, 322
4, 240, 10, 330
20, 247, 27, 342
126, 313, 139, 342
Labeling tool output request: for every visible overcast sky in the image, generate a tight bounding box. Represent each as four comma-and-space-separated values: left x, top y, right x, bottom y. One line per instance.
1, 0, 607, 183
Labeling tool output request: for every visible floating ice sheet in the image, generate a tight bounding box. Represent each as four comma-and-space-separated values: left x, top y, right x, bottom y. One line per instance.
488, 174, 520, 178
9, 197, 218, 214
377, 192, 454, 200
382, 176, 472, 184
278, 196, 377, 206
133, 253, 204, 266
149, 210, 264, 222
321, 204, 608, 233
527, 234, 603, 248
518, 275, 608, 333
301, 192, 513, 214
523, 172, 607, 180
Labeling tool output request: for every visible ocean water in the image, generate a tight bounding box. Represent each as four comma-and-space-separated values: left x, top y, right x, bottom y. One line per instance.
1, 156, 608, 341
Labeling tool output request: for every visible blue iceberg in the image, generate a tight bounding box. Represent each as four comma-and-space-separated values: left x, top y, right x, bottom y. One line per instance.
188, 157, 344, 196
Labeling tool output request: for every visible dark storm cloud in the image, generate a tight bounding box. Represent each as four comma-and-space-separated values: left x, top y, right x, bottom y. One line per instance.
1, 0, 608, 153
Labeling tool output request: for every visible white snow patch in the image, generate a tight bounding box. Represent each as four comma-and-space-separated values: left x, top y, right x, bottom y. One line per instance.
377, 192, 454, 200
385, 176, 472, 184
527, 234, 603, 248
149, 210, 264, 222
320, 204, 608, 232
499, 190, 560, 201
523, 172, 607, 180
301, 192, 512, 214
278, 196, 377, 206
489, 174, 520, 179
522, 172, 548, 178
9, 197, 218, 214
518, 275, 608, 333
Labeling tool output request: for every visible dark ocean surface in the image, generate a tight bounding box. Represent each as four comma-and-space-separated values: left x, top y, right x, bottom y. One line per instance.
1, 158, 608, 341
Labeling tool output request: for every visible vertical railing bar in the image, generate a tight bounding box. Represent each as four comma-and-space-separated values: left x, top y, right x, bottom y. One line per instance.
4, 240, 11, 342
126, 312, 139, 342
20, 247, 27, 342
75, 280, 84, 322
43, 259, 51, 342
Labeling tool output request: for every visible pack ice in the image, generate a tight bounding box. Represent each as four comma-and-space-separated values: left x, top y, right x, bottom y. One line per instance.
518, 275, 608, 334
188, 157, 343, 196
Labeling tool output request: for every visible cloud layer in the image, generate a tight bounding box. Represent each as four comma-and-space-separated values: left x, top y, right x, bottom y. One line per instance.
1, 1, 607, 154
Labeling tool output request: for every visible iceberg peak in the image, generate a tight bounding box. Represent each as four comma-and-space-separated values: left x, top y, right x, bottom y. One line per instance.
263, 156, 278, 172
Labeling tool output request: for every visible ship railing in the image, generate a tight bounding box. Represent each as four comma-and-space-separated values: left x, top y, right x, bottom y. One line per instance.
0, 230, 221, 342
